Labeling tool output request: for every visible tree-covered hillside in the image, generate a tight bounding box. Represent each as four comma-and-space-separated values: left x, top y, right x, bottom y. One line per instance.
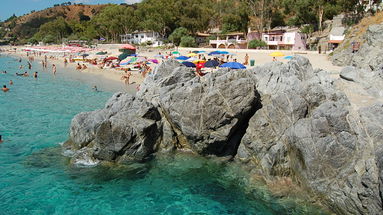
0, 0, 372, 45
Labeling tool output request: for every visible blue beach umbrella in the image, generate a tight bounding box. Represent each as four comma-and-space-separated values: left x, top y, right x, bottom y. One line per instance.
182, 62, 196, 68
176, 56, 189, 60
219, 51, 229, 54
284, 56, 293, 60
204, 60, 219, 68
219, 62, 246, 69
208, 51, 222, 56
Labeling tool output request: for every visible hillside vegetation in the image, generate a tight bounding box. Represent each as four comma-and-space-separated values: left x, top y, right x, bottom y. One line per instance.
0, 0, 366, 45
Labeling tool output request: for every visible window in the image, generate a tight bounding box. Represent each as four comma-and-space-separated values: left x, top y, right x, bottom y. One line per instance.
141, 35, 144, 39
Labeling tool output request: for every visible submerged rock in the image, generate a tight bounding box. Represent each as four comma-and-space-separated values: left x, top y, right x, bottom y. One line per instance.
64, 57, 383, 214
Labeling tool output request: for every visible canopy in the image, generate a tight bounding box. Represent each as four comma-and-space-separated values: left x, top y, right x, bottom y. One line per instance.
182, 62, 196, 68
121, 44, 136, 50
219, 62, 246, 69
269, 52, 285, 57
204, 60, 219, 68
175, 56, 189, 60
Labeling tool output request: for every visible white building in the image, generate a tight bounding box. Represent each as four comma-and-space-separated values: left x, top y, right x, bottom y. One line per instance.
120, 31, 163, 47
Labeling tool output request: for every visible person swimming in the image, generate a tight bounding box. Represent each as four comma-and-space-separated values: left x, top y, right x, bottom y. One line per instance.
52, 64, 57, 75
2, 85, 9, 92
33, 72, 38, 78
0, 135, 3, 143
92, 85, 99, 92
23, 72, 29, 77
9, 80, 13, 85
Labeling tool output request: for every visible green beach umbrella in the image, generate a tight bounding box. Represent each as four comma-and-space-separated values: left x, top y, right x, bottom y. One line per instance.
96, 51, 107, 55
118, 52, 130, 61
172, 51, 180, 55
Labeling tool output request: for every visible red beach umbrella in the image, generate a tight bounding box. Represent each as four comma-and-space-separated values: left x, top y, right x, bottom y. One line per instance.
120, 44, 136, 50
105, 56, 118, 61
196, 62, 205, 69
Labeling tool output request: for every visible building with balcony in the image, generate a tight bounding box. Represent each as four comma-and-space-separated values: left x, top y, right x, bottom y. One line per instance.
328, 27, 345, 51
209, 32, 247, 49
120, 31, 163, 47
261, 28, 307, 50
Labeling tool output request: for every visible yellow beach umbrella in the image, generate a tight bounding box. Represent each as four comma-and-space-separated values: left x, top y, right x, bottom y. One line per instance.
193, 60, 206, 64
269, 52, 285, 57
187, 53, 198, 57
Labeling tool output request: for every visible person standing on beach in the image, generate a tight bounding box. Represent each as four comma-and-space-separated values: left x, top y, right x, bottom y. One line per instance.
52, 64, 57, 75
64, 58, 68, 67
244, 54, 249, 65
33, 72, 38, 79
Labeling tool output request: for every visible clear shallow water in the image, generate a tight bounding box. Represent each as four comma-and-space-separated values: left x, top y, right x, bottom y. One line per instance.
0, 56, 327, 215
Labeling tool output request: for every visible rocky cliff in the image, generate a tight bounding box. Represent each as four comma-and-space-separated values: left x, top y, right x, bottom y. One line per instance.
63, 57, 383, 215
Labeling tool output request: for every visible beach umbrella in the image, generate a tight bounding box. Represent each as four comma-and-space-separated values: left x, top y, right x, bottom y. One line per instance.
120, 44, 136, 50
81, 53, 89, 57
130, 54, 138, 57
193, 50, 206, 54
187, 53, 197, 57
96, 51, 107, 55
176, 56, 189, 60
204, 60, 219, 68
149, 59, 159, 64
118, 53, 130, 60
172, 51, 180, 55
185, 57, 198, 62
192, 60, 206, 64
154, 54, 163, 58
182, 62, 196, 68
105, 56, 118, 61
219, 62, 246, 69
208, 51, 222, 56
269, 52, 285, 57
284, 56, 293, 60
196, 62, 205, 69
219, 51, 229, 54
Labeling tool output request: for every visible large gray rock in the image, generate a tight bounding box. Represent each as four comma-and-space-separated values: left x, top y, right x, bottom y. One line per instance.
64, 57, 383, 215
64, 93, 162, 164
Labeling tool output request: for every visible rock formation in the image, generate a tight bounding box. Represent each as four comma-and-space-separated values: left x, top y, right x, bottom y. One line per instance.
63, 57, 383, 215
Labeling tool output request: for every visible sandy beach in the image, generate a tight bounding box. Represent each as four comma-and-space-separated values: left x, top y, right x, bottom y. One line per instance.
1, 45, 342, 93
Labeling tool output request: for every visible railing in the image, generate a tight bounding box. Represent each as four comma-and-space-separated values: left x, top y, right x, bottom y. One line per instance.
266, 41, 279, 46
209, 40, 228, 44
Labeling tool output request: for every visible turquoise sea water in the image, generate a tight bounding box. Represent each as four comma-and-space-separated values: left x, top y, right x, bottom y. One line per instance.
0, 55, 326, 215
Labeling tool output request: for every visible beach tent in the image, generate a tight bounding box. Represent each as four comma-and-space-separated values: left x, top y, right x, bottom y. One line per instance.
219, 62, 246, 69
269, 52, 285, 57
204, 60, 219, 68
175, 56, 189, 60
182, 62, 196, 67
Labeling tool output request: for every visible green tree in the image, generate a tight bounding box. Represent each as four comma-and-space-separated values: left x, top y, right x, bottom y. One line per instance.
180, 36, 196, 47
92, 5, 137, 42
35, 17, 72, 43
248, 39, 267, 49
168, 27, 189, 46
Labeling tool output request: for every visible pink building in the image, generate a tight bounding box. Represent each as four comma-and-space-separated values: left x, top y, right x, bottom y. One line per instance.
261, 29, 307, 50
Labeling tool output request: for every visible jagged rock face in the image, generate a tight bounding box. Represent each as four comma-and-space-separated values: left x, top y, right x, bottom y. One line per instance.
64, 57, 383, 215
332, 23, 383, 70
139, 60, 260, 156
65, 93, 162, 164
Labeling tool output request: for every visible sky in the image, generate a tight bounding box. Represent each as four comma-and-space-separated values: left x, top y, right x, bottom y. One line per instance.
0, 0, 142, 21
